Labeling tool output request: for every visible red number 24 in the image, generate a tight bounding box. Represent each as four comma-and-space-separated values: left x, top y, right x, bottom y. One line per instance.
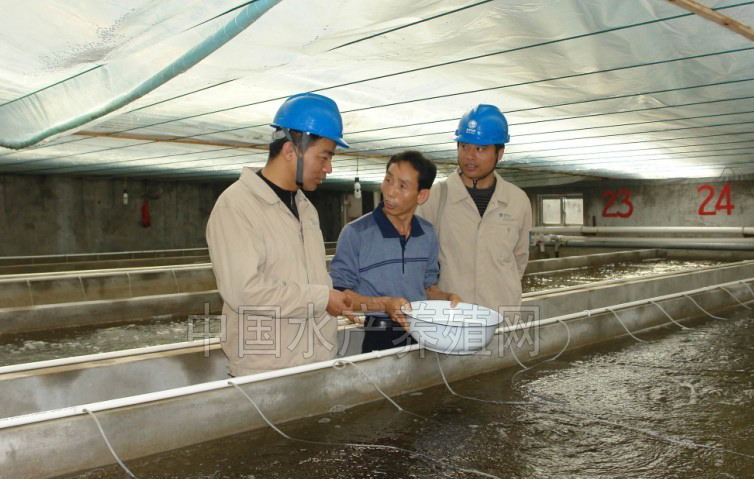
697, 184, 734, 216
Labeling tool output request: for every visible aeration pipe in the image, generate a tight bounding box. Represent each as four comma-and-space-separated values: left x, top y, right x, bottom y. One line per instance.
500, 278, 754, 334
532, 226, 754, 236
0, 339, 220, 375
540, 235, 754, 251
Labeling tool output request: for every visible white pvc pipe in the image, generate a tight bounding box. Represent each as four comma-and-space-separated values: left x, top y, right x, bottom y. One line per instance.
2, 277, 752, 431
0, 263, 212, 283
499, 277, 754, 334
0, 339, 221, 376
0, 343, 415, 430
532, 226, 754, 235
523, 259, 754, 297
0, 247, 209, 263
0, 318, 353, 375
549, 235, 754, 244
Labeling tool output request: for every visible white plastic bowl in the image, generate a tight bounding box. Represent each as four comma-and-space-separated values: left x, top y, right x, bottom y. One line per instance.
402, 300, 503, 355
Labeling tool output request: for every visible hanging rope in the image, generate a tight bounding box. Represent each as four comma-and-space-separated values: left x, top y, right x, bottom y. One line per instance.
331, 359, 441, 424
605, 307, 646, 342
649, 300, 691, 329
83, 408, 139, 479
739, 280, 754, 299
509, 318, 573, 386
229, 381, 500, 479
332, 359, 405, 413
434, 352, 532, 406
683, 294, 728, 320
719, 285, 753, 310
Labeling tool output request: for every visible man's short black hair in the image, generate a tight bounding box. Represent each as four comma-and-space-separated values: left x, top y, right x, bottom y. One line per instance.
386, 150, 437, 191
268, 128, 323, 161
456, 142, 505, 156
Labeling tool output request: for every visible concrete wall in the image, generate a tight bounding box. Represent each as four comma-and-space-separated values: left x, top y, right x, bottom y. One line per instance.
0, 175, 226, 256
526, 176, 753, 227
0, 174, 346, 256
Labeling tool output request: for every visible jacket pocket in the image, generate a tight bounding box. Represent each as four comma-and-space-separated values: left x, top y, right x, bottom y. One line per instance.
484, 220, 519, 264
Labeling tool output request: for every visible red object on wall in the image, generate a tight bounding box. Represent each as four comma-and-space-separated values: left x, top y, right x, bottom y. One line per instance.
141, 198, 152, 228
601, 189, 634, 218
697, 183, 734, 216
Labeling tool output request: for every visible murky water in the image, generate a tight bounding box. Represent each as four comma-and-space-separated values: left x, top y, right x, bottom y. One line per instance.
64, 307, 754, 478
0, 259, 724, 367
0, 317, 222, 366
523, 259, 721, 293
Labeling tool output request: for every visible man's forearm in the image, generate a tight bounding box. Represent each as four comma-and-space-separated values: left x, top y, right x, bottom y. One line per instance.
344, 289, 388, 313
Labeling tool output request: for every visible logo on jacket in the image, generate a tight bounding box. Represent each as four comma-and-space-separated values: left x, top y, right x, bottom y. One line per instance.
499, 213, 512, 220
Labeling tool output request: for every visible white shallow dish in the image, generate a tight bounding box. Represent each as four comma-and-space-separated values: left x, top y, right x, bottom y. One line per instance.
402, 300, 503, 355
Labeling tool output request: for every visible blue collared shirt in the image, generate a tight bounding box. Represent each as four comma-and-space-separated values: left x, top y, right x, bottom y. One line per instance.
329, 203, 439, 315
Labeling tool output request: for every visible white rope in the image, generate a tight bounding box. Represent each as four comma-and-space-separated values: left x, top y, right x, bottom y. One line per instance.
435, 352, 531, 406
26, 279, 34, 306
78, 276, 88, 301
229, 381, 499, 479
606, 307, 646, 342
510, 318, 573, 385
719, 286, 753, 310
332, 359, 405, 413
740, 280, 754, 299
331, 359, 444, 424
683, 294, 728, 320
171, 269, 181, 293
83, 408, 138, 479
649, 300, 691, 330
126, 272, 133, 298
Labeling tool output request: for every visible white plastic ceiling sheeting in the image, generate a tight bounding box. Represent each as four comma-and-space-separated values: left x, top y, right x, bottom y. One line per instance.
0, 0, 753, 186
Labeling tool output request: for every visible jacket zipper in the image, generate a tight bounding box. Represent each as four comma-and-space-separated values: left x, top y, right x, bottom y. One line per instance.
298, 214, 310, 283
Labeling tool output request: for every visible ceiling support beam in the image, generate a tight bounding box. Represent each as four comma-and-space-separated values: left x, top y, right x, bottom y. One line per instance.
665, 0, 754, 41
73, 131, 388, 160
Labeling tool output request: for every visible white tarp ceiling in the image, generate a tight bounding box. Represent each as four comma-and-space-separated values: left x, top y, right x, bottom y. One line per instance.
0, 0, 752, 186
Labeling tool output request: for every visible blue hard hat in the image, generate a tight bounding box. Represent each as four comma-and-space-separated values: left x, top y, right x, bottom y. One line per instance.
271, 93, 349, 148
454, 104, 510, 145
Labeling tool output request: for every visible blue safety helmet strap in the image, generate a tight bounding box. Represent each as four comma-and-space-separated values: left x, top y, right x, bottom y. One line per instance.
454, 104, 510, 146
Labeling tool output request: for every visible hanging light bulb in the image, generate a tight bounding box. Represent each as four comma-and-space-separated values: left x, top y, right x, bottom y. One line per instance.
353, 177, 361, 199
353, 157, 361, 199
122, 178, 128, 205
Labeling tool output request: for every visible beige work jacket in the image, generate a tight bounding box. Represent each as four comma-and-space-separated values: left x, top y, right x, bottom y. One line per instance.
206, 167, 335, 377
416, 170, 532, 313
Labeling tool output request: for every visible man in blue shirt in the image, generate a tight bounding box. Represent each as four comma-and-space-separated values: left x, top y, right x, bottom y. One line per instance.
330, 151, 461, 353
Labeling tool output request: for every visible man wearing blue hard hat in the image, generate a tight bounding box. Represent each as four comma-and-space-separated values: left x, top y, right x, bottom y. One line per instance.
417, 104, 532, 313
206, 93, 353, 377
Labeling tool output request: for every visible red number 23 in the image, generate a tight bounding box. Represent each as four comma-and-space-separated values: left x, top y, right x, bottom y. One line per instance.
602, 189, 634, 218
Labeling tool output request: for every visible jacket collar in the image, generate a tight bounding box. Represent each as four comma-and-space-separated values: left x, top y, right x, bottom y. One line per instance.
373, 202, 425, 238
240, 166, 306, 207
447, 169, 510, 207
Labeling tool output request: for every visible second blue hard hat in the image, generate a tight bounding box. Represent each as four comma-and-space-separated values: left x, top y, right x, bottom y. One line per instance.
454, 104, 510, 145
272, 93, 349, 148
